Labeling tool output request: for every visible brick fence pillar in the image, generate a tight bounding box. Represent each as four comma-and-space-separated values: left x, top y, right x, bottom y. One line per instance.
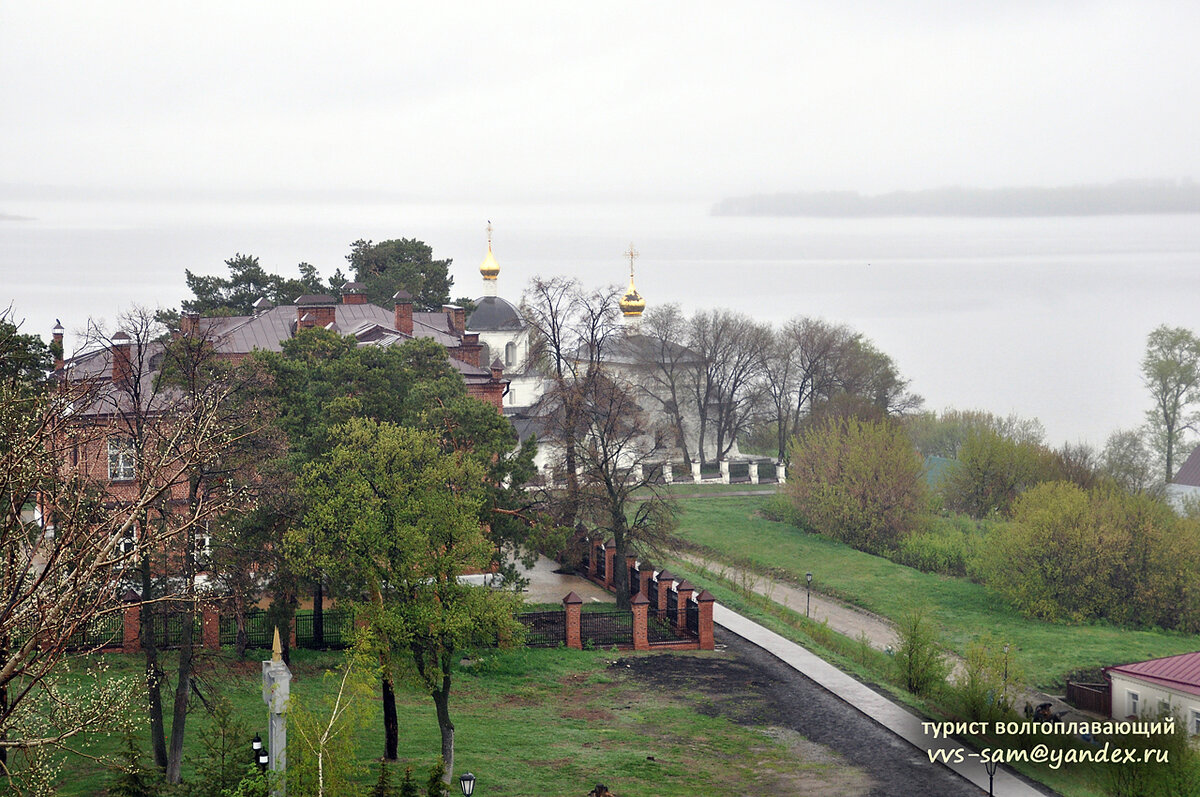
587, 539, 598, 581
625, 555, 637, 594
638, 563, 654, 597
603, 541, 616, 591
122, 598, 142, 654
202, 606, 220, 650
696, 590, 716, 650
563, 592, 583, 650
675, 581, 695, 630
632, 593, 649, 651
656, 571, 673, 614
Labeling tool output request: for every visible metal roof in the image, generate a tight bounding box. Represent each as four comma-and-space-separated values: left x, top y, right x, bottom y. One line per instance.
1174, 446, 1200, 487
1106, 651, 1200, 697
467, 296, 523, 331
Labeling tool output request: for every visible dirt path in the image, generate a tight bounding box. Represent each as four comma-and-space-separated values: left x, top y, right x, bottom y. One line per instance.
671, 551, 1085, 722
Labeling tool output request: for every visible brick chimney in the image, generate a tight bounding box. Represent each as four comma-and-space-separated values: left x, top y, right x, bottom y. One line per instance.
295, 295, 337, 331
180, 311, 200, 335
52, 320, 64, 370
458, 333, 482, 367
443, 305, 465, 338
393, 290, 414, 336
490, 357, 504, 382
111, 331, 132, 386
341, 281, 368, 305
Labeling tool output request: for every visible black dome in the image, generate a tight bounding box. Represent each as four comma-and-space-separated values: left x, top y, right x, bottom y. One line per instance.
467, 296, 523, 331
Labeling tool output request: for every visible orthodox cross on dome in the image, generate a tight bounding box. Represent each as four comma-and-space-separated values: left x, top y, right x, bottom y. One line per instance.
625, 243, 639, 279
487, 220, 493, 249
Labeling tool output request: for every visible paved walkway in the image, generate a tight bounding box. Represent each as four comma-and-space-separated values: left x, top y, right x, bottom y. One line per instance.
714, 604, 1052, 796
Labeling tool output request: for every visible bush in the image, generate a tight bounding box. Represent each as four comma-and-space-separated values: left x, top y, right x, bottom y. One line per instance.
980, 482, 1200, 629
953, 634, 1018, 723
894, 609, 949, 697
941, 429, 1058, 518
893, 515, 985, 576
784, 418, 928, 555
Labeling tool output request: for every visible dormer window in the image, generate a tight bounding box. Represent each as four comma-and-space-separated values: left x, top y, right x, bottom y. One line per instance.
108, 438, 136, 482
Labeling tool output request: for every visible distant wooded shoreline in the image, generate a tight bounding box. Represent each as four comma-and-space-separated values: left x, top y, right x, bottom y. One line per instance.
712, 180, 1200, 217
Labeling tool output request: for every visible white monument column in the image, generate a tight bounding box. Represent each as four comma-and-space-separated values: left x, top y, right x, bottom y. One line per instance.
262, 628, 292, 795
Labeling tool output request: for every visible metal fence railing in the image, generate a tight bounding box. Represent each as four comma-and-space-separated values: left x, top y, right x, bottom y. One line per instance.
516, 611, 566, 647
579, 607, 633, 648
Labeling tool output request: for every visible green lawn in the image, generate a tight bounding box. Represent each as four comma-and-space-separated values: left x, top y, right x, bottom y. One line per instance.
670, 496, 1200, 689
41, 644, 835, 797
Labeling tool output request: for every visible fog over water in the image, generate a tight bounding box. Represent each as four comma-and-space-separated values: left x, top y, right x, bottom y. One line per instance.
4, 199, 1198, 450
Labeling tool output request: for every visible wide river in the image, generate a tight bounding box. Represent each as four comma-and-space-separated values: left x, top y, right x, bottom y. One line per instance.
4, 197, 1198, 448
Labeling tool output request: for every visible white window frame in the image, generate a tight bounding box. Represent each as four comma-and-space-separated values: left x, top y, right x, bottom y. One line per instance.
107, 438, 136, 481
1128, 690, 1140, 717
505, 341, 516, 367
1190, 709, 1200, 735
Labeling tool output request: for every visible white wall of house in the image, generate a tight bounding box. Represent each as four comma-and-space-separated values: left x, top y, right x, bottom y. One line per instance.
1108, 672, 1200, 734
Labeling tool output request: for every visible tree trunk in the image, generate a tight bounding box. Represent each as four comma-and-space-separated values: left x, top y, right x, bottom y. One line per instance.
313, 577, 324, 649
166, 487, 199, 784
610, 505, 631, 611
140, 551, 168, 772
235, 603, 248, 660
432, 678, 455, 785
381, 671, 399, 761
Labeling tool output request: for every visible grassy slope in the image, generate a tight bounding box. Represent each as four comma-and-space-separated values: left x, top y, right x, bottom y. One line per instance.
671, 496, 1200, 689
47, 645, 827, 797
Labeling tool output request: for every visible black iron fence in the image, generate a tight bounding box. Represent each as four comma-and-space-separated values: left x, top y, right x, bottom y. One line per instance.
647, 607, 677, 644
516, 611, 566, 647
64, 612, 122, 651
596, 549, 607, 580
579, 607, 633, 648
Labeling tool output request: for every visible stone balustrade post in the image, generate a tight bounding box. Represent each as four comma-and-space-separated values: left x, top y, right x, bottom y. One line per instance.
719, 460, 730, 485
749, 460, 760, 484
777, 461, 787, 485
663, 461, 673, 484
691, 462, 702, 483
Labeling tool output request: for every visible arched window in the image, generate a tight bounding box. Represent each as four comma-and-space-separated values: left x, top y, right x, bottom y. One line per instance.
505, 341, 516, 367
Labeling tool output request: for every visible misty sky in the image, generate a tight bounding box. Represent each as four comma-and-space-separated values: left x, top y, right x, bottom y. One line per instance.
2, 1, 1198, 202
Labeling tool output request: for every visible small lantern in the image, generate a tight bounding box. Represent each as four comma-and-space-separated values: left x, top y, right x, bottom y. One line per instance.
459, 771, 476, 796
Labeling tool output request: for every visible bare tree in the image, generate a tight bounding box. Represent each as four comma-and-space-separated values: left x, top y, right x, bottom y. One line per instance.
0, 311, 256, 787
683, 310, 769, 463
633, 304, 696, 464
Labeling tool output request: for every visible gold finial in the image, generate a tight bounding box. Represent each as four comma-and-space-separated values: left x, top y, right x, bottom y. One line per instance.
480, 220, 500, 281
619, 243, 645, 318
272, 627, 282, 662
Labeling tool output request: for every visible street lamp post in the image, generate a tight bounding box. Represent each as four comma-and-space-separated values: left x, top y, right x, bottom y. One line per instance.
459, 772, 476, 796
252, 733, 268, 772
1003, 643, 1011, 703
805, 572, 813, 618
984, 756, 999, 795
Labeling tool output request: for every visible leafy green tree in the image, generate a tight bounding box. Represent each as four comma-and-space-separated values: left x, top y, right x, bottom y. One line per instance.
893, 609, 948, 697
186, 697, 252, 797
290, 420, 523, 783
1141, 324, 1200, 482
784, 418, 927, 554
182, 254, 343, 316
1101, 428, 1159, 495
346, 239, 453, 310
903, 409, 1045, 459
107, 732, 160, 797
940, 429, 1057, 518
0, 314, 51, 390
981, 482, 1200, 628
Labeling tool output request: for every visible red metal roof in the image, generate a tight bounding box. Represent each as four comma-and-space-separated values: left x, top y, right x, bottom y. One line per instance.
1174, 446, 1200, 487
1106, 651, 1200, 698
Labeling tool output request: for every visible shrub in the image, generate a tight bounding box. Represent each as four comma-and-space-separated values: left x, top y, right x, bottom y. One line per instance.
981, 482, 1200, 629
893, 515, 985, 576
784, 418, 928, 554
941, 429, 1058, 518
894, 609, 949, 697
953, 634, 1018, 723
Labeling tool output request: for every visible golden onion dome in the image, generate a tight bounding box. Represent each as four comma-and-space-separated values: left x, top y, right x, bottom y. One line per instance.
619, 276, 645, 317
479, 246, 499, 280
480, 221, 500, 280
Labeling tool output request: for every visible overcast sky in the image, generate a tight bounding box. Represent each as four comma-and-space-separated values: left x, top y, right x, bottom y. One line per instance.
3, 1, 1198, 203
